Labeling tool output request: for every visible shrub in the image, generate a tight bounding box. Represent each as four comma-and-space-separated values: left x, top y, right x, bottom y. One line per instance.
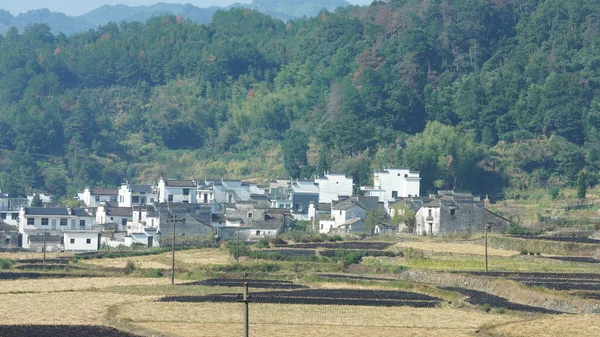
124, 260, 137, 275
481, 303, 492, 313
495, 307, 506, 314
328, 235, 343, 242
520, 249, 528, 255
0, 258, 13, 270
403, 247, 425, 260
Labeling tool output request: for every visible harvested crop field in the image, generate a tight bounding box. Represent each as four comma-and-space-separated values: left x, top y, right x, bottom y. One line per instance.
487, 314, 600, 337
158, 289, 442, 307
82, 249, 230, 269
0, 292, 158, 325
0, 271, 105, 280
454, 271, 600, 291
442, 287, 564, 314
0, 325, 142, 337
183, 278, 307, 289
0, 277, 171, 294
120, 303, 516, 337
391, 241, 518, 256
519, 236, 600, 244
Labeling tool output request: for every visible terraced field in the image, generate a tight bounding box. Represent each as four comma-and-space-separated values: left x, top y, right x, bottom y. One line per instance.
158, 288, 442, 307
454, 271, 600, 291
0, 325, 141, 337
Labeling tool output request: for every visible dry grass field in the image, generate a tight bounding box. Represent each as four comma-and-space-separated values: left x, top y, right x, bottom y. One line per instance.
392, 241, 518, 257
1, 247, 598, 337
0, 277, 171, 294
487, 314, 600, 337
81, 249, 230, 269
118, 302, 517, 337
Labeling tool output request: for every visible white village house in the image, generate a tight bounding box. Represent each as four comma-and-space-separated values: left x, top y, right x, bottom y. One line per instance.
78, 187, 118, 207
157, 178, 197, 203
19, 207, 99, 252
118, 182, 156, 207
361, 168, 421, 205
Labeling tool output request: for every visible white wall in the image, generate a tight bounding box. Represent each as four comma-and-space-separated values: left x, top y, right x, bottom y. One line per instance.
415, 207, 440, 236
316, 174, 353, 203
158, 179, 197, 203
64, 232, 99, 251
373, 168, 421, 202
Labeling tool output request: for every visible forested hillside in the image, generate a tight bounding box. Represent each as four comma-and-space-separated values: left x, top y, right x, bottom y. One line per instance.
1, 0, 599, 201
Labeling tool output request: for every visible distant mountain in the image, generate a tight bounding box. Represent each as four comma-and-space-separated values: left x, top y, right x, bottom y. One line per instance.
0, 8, 95, 35
1, 0, 352, 36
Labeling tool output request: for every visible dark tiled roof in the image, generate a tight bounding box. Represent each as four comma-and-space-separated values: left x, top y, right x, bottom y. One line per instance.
212, 213, 226, 222
24, 207, 92, 216
165, 180, 196, 187
90, 188, 118, 195
332, 198, 363, 211
131, 185, 153, 193
106, 207, 133, 217
0, 193, 8, 198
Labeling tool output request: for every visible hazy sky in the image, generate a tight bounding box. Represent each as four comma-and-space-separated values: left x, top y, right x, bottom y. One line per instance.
2, 0, 373, 16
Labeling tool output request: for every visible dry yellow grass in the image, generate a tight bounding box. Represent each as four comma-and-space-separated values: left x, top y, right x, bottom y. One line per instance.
490, 314, 600, 337
0, 292, 158, 325
116, 302, 516, 329
0, 277, 172, 294
82, 249, 229, 269
136, 322, 480, 337
0, 252, 72, 260
392, 241, 518, 257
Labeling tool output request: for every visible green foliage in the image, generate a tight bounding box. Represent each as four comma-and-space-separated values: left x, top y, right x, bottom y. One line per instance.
30, 194, 43, 207
391, 204, 416, 233
577, 171, 587, 199
365, 208, 385, 235
0, 2, 599, 196
226, 240, 250, 260
548, 186, 560, 200
0, 258, 13, 269
124, 260, 137, 275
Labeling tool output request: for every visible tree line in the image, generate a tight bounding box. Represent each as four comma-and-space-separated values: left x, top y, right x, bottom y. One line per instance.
0, 0, 599, 201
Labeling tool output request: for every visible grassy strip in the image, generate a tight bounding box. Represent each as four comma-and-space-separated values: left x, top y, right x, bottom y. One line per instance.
489, 236, 598, 256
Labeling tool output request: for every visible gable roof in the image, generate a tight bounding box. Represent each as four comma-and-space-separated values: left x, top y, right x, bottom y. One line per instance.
24, 207, 92, 217
332, 198, 364, 211
165, 180, 196, 187
131, 185, 153, 194
105, 207, 133, 217
90, 188, 118, 195
0, 193, 8, 199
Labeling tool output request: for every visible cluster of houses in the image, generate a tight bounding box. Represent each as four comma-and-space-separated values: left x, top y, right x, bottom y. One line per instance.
0, 168, 510, 252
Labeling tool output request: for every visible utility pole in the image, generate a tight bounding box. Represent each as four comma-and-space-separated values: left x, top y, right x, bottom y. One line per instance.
165, 211, 184, 285
242, 280, 249, 337
42, 230, 47, 263
485, 223, 493, 273
236, 228, 240, 262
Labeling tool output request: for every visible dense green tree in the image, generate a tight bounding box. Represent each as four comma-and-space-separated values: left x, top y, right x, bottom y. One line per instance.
282, 129, 309, 179
577, 171, 587, 199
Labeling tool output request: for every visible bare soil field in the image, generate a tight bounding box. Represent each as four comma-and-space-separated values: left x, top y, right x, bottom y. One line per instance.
0, 325, 142, 337
442, 287, 564, 314
183, 278, 307, 289
453, 271, 600, 291
158, 289, 442, 307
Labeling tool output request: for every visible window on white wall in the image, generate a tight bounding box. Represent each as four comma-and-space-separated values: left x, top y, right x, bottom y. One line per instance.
86, 238, 91, 244
70, 238, 75, 244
